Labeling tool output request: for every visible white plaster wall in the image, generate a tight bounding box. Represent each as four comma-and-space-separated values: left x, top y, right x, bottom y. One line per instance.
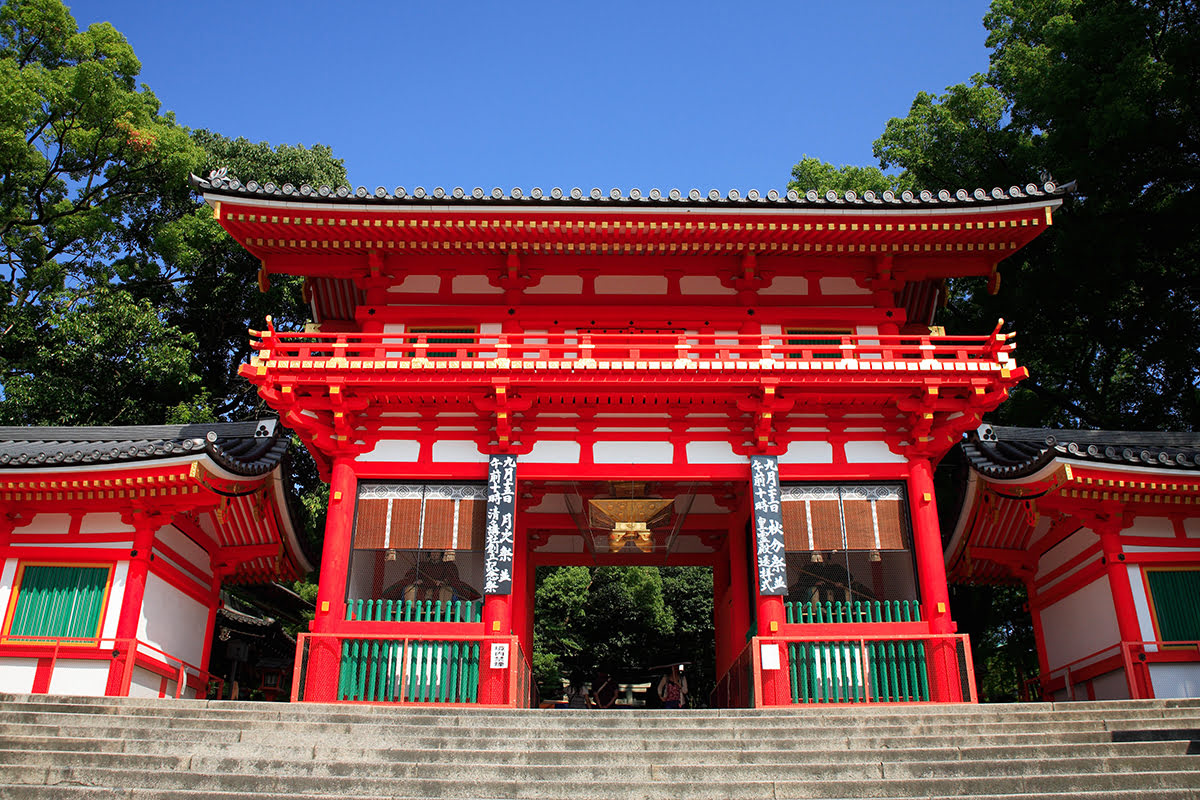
1149, 664, 1200, 699
1091, 669, 1131, 701
759, 276, 809, 295
137, 573, 210, 667
843, 441, 905, 464
1185, 518, 1200, 538
156, 526, 212, 578
389, 275, 440, 293
127, 665, 164, 699
592, 441, 674, 465
79, 513, 135, 534
0, 558, 17, 625
1040, 575, 1120, 670
0, 657, 36, 692
1128, 516, 1176, 538
357, 439, 421, 463
451, 275, 502, 294
679, 276, 735, 295
594, 275, 667, 295
20, 514, 72, 535
526, 275, 582, 294
1037, 528, 1099, 583
431, 440, 487, 463
685, 441, 746, 465
819, 276, 871, 295
522, 441, 582, 464
778, 441, 833, 464
101, 562, 129, 642
1128, 566, 1156, 642
47, 659, 109, 696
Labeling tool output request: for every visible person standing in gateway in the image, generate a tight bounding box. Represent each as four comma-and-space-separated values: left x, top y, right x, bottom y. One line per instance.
657, 666, 688, 709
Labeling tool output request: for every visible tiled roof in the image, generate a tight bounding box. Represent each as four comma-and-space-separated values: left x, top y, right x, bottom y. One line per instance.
191, 170, 1070, 210
0, 419, 287, 476
962, 425, 1200, 479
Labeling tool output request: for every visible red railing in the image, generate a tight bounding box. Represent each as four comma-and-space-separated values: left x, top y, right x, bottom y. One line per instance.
291, 631, 531, 708
0, 637, 222, 699
1031, 640, 1200, 701
250, 325, 1016, 371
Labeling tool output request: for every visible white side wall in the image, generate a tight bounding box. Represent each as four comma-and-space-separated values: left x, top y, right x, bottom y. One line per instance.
1040, 575, 1120, 671
137, 573, 211, 668
0, 657, 36, 693
46, 660, 109, 695
1149, 664, 1200, 699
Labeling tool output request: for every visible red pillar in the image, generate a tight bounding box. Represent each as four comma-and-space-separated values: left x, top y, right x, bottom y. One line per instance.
1099, 525, 1146, 698
480, 482, 522, 706
306, 455, 357, 701
106, 515, 160, 696
907, 458, 962, 702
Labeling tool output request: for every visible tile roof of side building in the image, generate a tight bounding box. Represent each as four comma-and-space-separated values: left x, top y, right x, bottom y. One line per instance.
961, 424, 1200, 480
190, 170, 1072, 210
0, 419, 287, 476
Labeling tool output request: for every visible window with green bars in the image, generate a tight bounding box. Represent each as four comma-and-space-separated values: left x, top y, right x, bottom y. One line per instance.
407, 326, 476, 358
3, 564, 110, 643
1146, 569, 1200, 643
785, 328, 850, 359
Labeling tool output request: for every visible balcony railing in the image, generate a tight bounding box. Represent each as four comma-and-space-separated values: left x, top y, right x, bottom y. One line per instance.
249, 324, 1017, 376
0, 636, 222, 699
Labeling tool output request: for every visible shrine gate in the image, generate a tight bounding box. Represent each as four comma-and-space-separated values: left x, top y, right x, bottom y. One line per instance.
196, 174, 1065, 706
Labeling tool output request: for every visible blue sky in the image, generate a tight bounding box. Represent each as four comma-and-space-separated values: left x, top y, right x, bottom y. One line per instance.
68, 1, 995, 192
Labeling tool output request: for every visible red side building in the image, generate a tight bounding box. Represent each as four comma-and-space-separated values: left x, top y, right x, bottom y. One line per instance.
196, 173, 1065, 706
0, 421, 311, 698
947, 425, 1200, 701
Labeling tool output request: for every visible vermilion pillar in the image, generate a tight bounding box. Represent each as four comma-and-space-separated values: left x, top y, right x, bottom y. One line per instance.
1098, 525, 1147, 697
307, 455, 358, 701
907, 458, 961, 701
106, 514, 162, 695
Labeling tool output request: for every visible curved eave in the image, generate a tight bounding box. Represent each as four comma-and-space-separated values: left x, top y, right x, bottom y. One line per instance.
0, 421, 288, 477
964, 426, 1200, 479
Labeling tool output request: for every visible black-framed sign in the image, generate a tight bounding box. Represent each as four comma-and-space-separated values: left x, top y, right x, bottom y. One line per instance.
484, 455, 517, 594
751, 455, 787, 595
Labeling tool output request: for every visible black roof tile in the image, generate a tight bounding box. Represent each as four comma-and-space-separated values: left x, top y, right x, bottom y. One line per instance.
0, 420, 287, 477
962, 425, 1200, 479
191, 170, 1071, 211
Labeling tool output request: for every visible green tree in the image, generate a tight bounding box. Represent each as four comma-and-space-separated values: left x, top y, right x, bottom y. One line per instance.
0, 285, 200, 424
874, 0, 1200, 430
0, 0, 201, 340
787, 155, 905, 196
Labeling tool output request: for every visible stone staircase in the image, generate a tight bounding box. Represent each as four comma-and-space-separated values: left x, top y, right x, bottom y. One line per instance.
0, 693, 1197, 799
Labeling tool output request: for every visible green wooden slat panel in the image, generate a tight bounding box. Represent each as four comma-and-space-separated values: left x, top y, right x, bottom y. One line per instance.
9, 566, 108, 640
1148, 571, 1200, 641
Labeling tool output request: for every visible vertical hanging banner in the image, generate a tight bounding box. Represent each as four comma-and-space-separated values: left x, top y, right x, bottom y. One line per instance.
484, 455, 517, 594
751, 455, 787, 595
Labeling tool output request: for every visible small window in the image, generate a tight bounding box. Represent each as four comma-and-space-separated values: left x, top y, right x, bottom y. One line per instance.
2, 564, 111, 644
1146, 569, 1200, 643
785, 328, 850, 359
407, 326, 476, 358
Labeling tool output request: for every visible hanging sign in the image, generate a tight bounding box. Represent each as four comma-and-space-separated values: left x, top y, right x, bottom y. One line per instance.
484, 455, 517, 595
751, 455, 787, 595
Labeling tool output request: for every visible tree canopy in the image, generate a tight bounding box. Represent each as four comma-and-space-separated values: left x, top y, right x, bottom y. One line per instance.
871, 0, 1200, 430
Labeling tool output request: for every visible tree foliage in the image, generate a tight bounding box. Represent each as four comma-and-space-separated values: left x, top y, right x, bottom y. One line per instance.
533, 566, 715, 705
787, 156, 904, 195
874, 0, 1200, 430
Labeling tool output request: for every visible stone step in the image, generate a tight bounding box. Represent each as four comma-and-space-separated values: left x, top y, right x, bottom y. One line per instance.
1, 735, 1188, 765
6, 708, 1197, 739
5, 763, 1200, 799
2, 748, 1195, 782
4, 789, 1200, 800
